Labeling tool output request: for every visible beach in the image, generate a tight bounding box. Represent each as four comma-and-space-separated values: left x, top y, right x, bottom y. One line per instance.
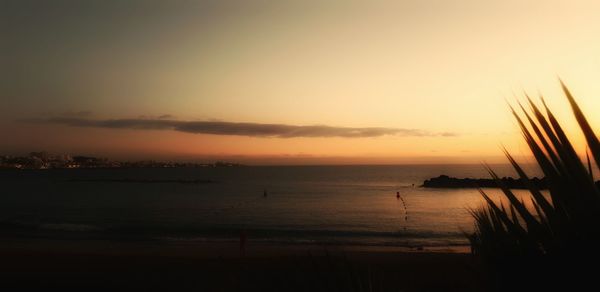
0, 166, 498, 291
0, 239, 481, 291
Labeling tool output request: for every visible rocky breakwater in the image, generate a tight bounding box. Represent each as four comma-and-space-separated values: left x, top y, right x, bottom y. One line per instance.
421, 175, 548, 189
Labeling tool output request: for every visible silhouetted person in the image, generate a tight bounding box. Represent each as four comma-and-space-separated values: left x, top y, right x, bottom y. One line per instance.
396, 191, 400, 199
263, 189, 268, 197
240, 230, 247, 257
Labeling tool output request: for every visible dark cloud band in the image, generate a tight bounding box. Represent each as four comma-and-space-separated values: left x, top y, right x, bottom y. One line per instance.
21, 117, 457, 138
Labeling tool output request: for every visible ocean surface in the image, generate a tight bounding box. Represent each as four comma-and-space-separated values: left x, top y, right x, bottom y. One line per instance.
0, 165, 542, 249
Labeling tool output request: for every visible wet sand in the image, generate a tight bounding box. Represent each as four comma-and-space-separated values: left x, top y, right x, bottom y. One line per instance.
0, 239, 483, 291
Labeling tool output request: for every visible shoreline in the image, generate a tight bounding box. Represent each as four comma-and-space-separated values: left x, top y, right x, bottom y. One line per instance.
0, 237, 471, 257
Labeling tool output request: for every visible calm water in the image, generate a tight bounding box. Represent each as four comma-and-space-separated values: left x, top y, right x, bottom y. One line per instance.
0, 165, 541, 248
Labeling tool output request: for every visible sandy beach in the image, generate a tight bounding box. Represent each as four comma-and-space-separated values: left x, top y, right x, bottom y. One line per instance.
0, 239, 482, 291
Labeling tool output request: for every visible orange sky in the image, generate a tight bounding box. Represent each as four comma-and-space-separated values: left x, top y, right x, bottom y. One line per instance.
2, 0, 600, 164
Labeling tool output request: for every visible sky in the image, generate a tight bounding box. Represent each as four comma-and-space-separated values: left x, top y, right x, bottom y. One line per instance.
2, 0, 600, 164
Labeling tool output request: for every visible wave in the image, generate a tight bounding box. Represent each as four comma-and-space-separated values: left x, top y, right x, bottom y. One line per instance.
0, 220, 101, 232
0, 220, 467, 247
39, 223, 100, 232
129, 226, 469, 247
156, 235, 469, 248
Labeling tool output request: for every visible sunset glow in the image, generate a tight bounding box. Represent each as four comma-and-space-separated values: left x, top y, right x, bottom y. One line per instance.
3, 0, 600, 163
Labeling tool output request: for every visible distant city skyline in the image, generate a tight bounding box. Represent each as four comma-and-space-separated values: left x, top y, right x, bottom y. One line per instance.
3, 0, 600, 164
0, 151, 244, 169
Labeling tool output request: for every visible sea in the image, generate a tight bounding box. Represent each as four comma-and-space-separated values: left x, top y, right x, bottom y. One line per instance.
0, 164, 542, 250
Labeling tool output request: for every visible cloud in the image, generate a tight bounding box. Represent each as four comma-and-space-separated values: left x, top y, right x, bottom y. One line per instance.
21, 117, 457, 138
157, 114, 174, 119
61, 110, 93, 117
439, 132, 459, 137
137, 114, 175, 119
